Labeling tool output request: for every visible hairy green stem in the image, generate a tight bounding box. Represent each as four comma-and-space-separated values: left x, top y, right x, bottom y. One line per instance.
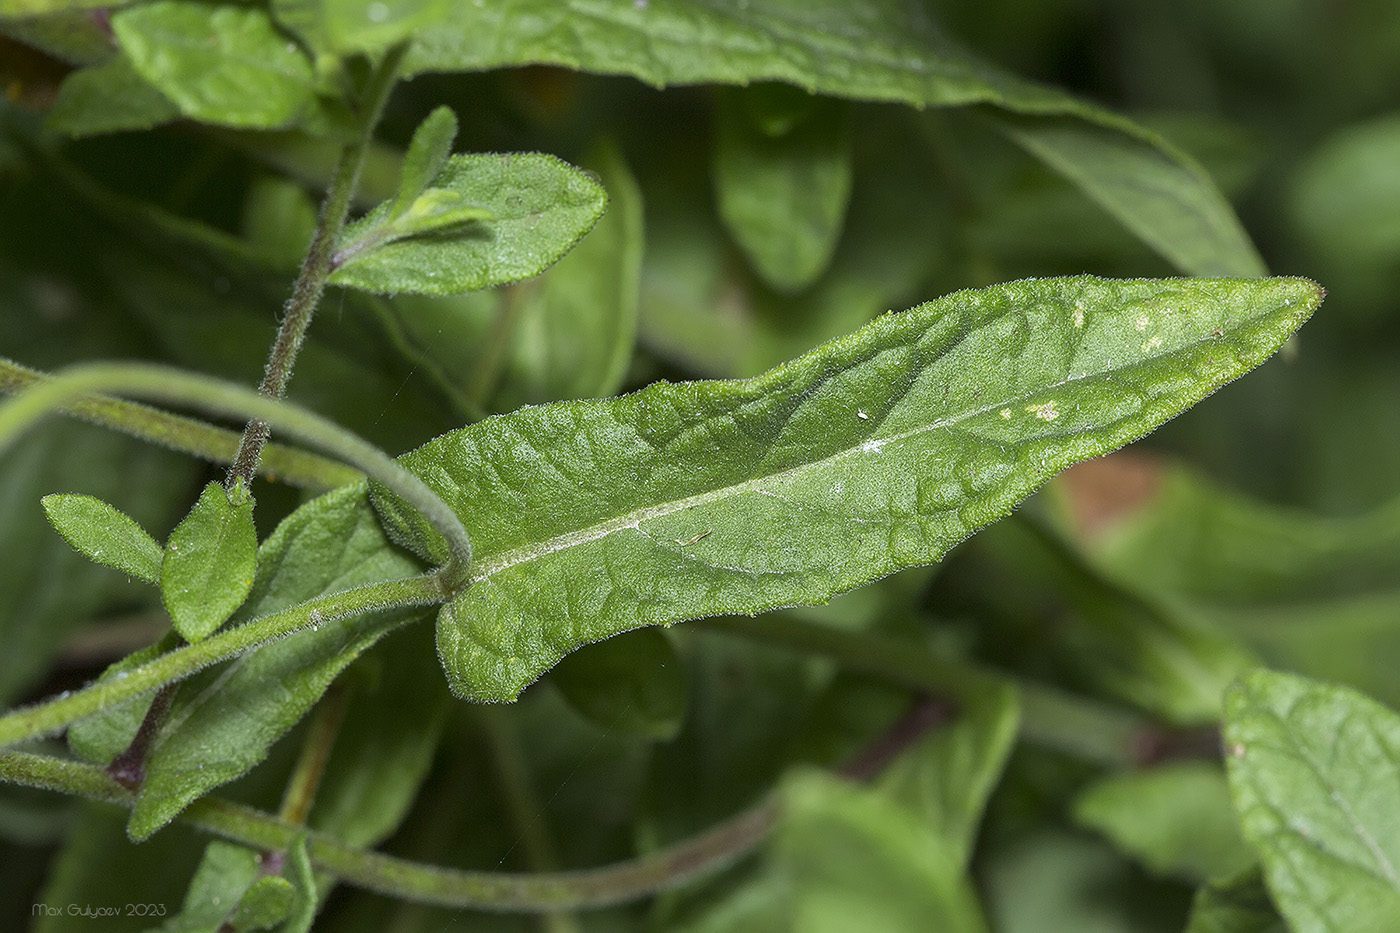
704, 613, 1148, 768
0, 574, 442, 751
0, 362, 473, 588
0, 357, 360, 489
229, 43, 407, 487
0, 751, 774, 911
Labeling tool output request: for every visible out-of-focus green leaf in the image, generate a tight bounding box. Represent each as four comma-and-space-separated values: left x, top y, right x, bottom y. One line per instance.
640, 113, 948, 379
984, 830, 1190, 933
0, 0, 129, 16
272, 0, 452, 57
242, 176, 318, 274
1184, 871, 1288, 933
128, 483, 424, 841
401, 0, 1258, 275
1291, 114, 1400, 273
230, 876, 293, 932
0, 428, 190, 707
373, 276, 1318, 702
158, 841, 262, 933
954, 515, 1259, 725
0, 0, 130, 14
776, 769, 989, 933
330, 153, 606, 296
45, 54, 180, 137
42, 493, 162, 584
494, 139, 644, 407
1074, 762, 1254, 883
309, 625, 449, 849
713, 86, 852, 292
879, 675, 1019, 869
1085, 466, 1400, 708
112, 2, 317, 129
988, 114, 1265, 277
1224, 669, 1400, 933
548, 627, 685, 741
32, 803, 203, 933
673, 868, 793, 933
1090, 466, 1400, 606
641, 632, 820, 858
276, 835, 316, 933
160, 480, 257, 643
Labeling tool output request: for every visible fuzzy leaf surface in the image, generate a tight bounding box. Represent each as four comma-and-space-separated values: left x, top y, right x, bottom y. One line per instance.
392, 105, 458, 218
160, 481, 257, 642
112, 2, 316, 129
401, 0, 1259, 275
371, 276, 1322, 701
330, 153, 606, 295
129, 484, 424, 840
41, 493, 162, 584
1224, 669, 1400, 933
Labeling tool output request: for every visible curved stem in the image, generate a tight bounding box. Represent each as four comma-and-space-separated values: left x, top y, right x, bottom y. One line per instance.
0, 362, 473, 589
0, 574, 443, 750
230, 42, 408, 486
0, 750, 773, 911
0, 357, 360, 489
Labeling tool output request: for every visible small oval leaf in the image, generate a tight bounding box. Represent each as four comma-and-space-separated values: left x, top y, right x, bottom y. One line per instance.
330, 152, 607, 295
42, 492, 163, 584
160, 481, 257, 642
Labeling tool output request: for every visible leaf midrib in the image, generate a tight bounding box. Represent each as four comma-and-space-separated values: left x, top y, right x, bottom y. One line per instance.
465, 331, 1224, 585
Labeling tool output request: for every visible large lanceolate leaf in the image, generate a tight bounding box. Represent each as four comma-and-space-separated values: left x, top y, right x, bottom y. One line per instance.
402, 0, 1261, 277
372, 276, 1322, 702
1224, 669, 1400, 933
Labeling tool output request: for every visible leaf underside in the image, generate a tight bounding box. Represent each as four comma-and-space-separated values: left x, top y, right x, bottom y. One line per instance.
370, 275, 1322, 702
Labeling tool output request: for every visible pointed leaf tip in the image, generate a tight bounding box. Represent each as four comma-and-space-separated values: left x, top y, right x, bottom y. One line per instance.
42, 493, 163, 585
369, 275, 1320, 702
394, 105, 460, 218
161, 481, 257, 642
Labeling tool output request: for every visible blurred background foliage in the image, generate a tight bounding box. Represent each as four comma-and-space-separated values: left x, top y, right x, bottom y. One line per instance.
2, 0, 1398, 930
